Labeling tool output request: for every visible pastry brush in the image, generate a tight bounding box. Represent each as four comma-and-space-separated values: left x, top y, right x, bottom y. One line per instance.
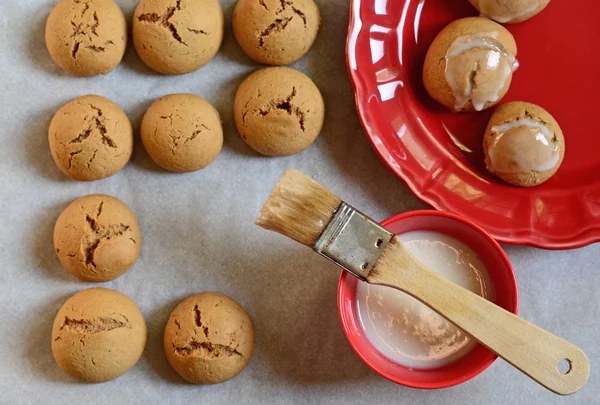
256, 169, 589, 396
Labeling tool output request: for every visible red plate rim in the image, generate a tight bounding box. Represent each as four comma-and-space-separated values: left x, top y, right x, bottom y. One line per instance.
344, 0, 600, 250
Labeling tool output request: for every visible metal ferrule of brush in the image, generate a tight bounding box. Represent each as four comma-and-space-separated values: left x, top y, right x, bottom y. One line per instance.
313, 202, 394, 279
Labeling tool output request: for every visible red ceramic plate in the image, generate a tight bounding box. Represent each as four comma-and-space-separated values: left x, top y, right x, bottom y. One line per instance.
346, 0, 600, 249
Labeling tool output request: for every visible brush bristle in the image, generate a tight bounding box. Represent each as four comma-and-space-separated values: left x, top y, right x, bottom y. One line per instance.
256, 169, 342, 247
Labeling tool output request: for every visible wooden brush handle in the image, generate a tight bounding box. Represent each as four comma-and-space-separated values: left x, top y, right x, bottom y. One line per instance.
368, 237, 589, 396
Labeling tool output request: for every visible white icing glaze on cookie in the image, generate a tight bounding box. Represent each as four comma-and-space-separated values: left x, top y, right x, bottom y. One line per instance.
445, 32, 516, 111
479, 0, 539, 23
488, 118, 559, 173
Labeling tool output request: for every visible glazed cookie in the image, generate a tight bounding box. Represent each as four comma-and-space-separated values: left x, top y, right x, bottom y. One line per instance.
423, 17, 517, 112
133, 0, 224, 75
234, 67, 325, 156
164, 292, 254, 384
468, 0, 551, 24
49, 95, 133, 181
54, 194, 142, 282
233, 0, 321, 65
483, 101, 565, 187
45, 0, 127, 77
141, 94, 223, 172
52, 288, 147, 383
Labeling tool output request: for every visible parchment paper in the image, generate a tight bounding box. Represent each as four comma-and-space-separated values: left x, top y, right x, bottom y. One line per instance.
0, 0, 598, 404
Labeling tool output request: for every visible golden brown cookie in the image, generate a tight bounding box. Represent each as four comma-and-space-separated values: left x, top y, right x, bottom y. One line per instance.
234, 67, 325, 156
468, 0, 551, 24
423, 17, 517, 112
45, 0, 127, 77
133, 0, 224, 75
54, 194, 142, 282
52, 288, 147, 383
141, 94, 223, 172
483, 101, 565, 187
49, 95, 133, 181
164, 292, 254, 384
233, 0, 321, 65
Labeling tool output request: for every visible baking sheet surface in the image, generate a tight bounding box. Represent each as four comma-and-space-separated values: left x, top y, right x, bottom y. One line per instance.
0, 0, 598, 403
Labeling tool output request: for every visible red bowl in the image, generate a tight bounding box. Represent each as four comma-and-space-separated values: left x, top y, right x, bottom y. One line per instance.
346, 0, 600, 249
337, 211, 518, 389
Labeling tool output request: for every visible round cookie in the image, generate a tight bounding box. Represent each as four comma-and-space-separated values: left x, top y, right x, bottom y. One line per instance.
164, 292, 254, 384
234, 67, 325, 156
49, 95, 133, 181
52, 288, 147, 383
45, 0, 127, 77
54, 194, 142, 282
483, 101, 565, 187
468, 0, 551, 24
141, 94, 223, 172
423, 17, 517, 112
133, 0, 224, 75
233, 0, 321, 65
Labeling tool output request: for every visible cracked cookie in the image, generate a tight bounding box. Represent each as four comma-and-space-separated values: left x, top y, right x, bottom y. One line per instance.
468, 0, 551, 24
233, 0, 321, 65
234, 67, 325, 156
45, 0, 127, 77
164, 292, 254, 384
52, 288, 147, 382
141, 94, 223, 172
423, 17, 517, 112
483, 101, 565, 187
133, 0, 224, 75
49, 95, 133, 181
53, 194, 142, 282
